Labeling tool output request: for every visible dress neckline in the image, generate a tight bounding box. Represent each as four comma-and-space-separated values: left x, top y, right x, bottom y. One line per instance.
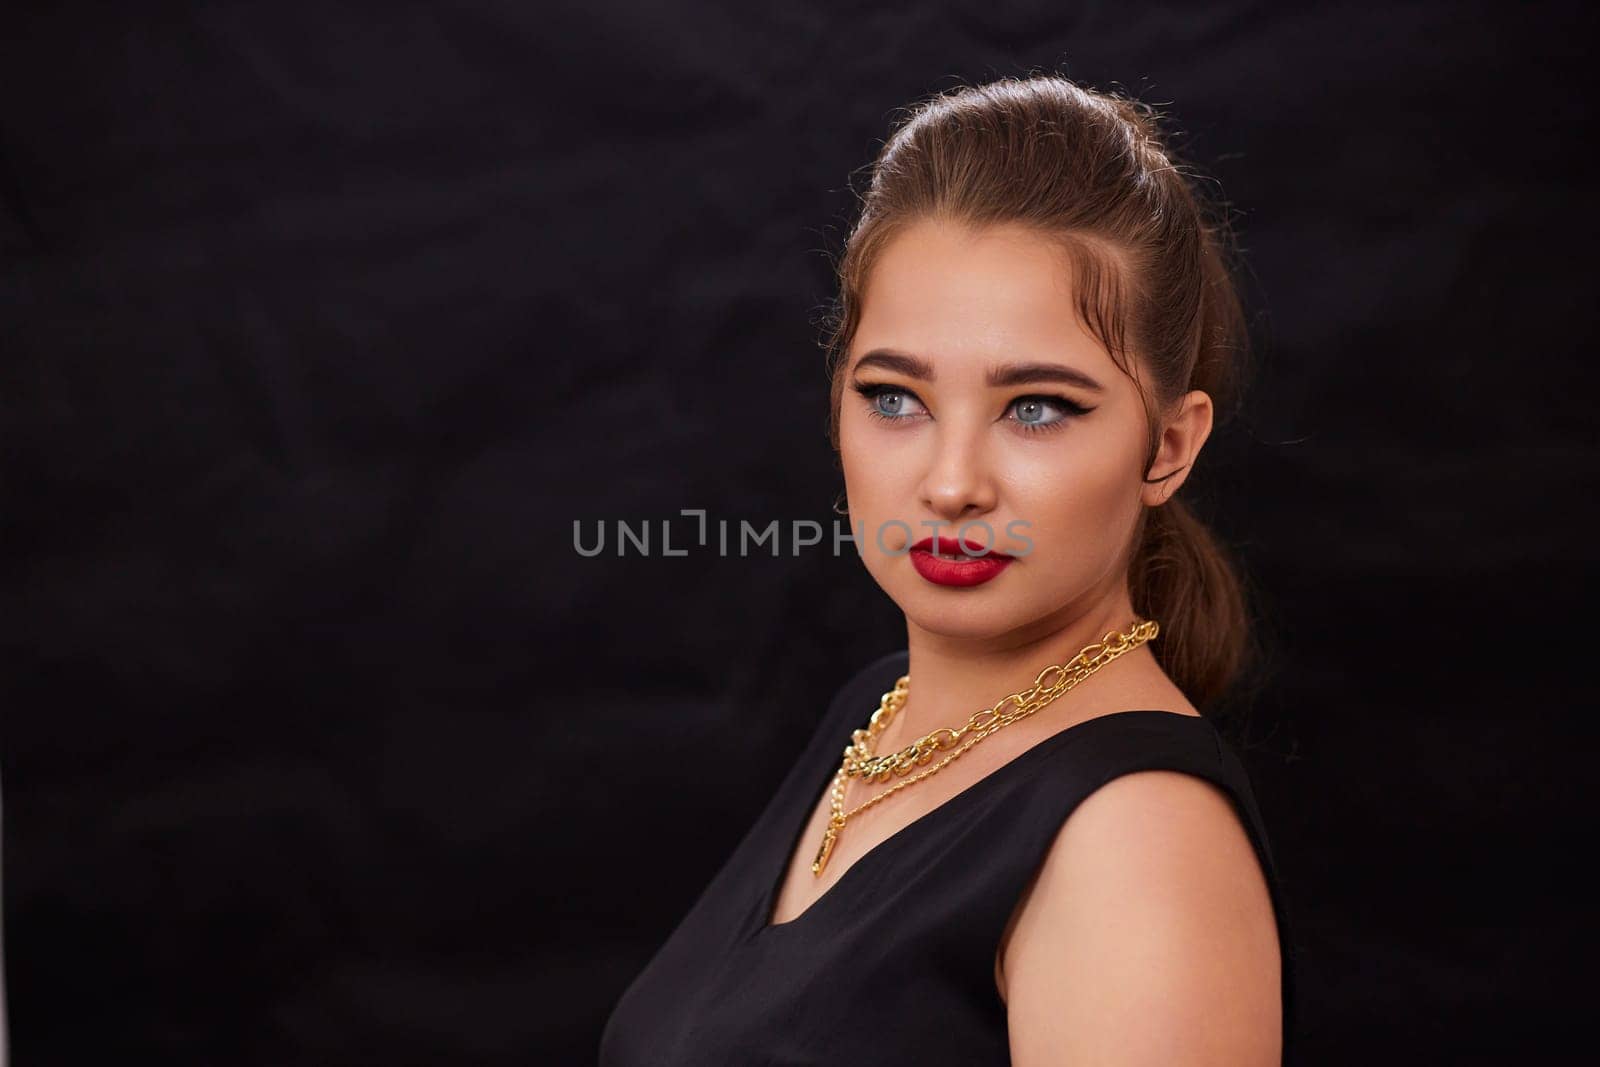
747, 704, 1208, 941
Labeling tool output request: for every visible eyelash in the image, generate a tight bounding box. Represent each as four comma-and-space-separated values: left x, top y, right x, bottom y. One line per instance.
850, 382, 1094, 435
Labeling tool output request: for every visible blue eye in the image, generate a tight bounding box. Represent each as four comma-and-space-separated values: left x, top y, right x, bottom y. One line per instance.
1007, 395, 1093, 434
852, 383, 928, 423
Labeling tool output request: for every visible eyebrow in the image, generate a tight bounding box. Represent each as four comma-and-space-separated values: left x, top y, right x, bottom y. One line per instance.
850, 347, 1105, 393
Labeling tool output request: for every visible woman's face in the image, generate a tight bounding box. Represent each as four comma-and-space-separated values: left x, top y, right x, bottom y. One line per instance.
838, 218, 1211, 641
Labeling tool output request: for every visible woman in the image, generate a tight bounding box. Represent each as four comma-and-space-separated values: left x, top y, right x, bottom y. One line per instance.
600, 73, 1296, 1065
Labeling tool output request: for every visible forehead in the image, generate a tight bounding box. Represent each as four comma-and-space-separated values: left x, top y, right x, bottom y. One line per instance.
850, 219, 1115, 378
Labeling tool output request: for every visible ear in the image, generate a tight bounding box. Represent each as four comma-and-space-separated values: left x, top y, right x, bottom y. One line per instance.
1141, 390, 1214, 507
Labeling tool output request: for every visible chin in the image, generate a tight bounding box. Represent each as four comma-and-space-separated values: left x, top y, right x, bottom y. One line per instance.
898, 589, 1043, 639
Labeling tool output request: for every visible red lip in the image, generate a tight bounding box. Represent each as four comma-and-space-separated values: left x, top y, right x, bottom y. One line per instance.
907, 534, 1013, 588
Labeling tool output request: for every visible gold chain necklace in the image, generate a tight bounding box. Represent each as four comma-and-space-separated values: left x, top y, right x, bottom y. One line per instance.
810, 618, 1159, 876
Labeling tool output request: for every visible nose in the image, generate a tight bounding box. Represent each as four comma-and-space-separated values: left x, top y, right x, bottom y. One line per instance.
918, 421, 998, 525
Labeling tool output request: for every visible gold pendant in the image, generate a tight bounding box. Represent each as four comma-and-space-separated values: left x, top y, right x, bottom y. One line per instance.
811, 824, 838, 875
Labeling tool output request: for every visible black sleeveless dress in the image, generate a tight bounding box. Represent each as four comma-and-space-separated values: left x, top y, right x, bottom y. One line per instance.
598, 649, 1299, 1065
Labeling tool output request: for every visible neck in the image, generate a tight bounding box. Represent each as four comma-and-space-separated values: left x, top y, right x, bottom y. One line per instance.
886, 588, 1155, 747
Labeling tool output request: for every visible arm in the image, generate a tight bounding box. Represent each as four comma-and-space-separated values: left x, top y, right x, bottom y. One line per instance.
1003, 770, 1282, 1066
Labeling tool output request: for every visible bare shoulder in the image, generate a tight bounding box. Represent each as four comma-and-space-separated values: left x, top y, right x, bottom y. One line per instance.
1002, 767, 1283, 1066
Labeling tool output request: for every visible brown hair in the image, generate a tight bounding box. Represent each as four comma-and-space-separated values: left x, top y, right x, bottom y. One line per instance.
822, 74, 1259, 712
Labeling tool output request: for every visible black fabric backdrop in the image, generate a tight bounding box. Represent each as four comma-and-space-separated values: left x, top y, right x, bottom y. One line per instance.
2, 2, 1593, 1064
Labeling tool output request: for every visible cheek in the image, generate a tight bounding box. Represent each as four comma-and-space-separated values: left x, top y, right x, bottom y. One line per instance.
839, 417, 915, 559
839, 408, 908, 503
838, 413, 869, 495
1001, 445, 1140, 558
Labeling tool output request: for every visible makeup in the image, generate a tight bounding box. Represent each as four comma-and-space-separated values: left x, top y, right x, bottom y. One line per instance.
907, 535, 1013, 588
